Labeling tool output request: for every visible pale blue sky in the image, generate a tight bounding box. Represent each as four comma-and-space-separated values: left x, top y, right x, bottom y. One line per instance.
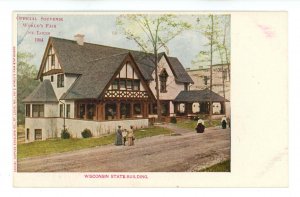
17, 14, 230, 69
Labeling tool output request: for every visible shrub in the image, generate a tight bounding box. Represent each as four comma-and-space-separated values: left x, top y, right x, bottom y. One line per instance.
81, 128, 93, 138
61, 129, 70, 139
170, 117, 177, 124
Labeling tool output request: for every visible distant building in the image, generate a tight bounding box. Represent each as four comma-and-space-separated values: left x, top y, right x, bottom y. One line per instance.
187, 64, 231, 117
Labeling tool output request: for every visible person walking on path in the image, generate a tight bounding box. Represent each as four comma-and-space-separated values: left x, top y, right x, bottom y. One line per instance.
127, 126, 135, 146
122, 129, 128, 146
115, 125, 123, 146
195, 119, 205, 133
221, 117, 227, 129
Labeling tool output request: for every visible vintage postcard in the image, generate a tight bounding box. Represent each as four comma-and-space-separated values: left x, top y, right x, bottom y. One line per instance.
12, 11, 287, 187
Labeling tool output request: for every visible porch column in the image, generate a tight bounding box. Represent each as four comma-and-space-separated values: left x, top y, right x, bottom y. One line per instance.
84, 103, 88, 120
130, 102, 134, 118
102, 103, 106, 120
116, 102, 120, 120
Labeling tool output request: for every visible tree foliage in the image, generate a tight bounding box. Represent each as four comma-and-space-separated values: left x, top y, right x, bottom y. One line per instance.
116, 14, 191, 121
17, 52, 39, 125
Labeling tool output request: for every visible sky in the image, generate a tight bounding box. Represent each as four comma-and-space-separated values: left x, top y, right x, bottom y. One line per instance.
16, 13, 230, 70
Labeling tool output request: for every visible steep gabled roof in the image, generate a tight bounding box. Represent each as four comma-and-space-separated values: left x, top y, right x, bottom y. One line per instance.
167, 56, 194, 84
61, 53, 129, 100
23, 80, 58, 103
174, 89, 229, 103
39, 37, 193, 84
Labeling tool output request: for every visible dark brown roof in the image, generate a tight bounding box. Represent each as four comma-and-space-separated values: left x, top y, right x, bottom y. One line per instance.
48, 37, 193, 83
174, 89, 229, 103
23, 80, 58, 103
62, 53, 129, 100
168, 57, 194, 84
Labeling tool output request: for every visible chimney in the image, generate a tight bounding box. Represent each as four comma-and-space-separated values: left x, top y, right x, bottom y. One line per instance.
74, 34, 85, 46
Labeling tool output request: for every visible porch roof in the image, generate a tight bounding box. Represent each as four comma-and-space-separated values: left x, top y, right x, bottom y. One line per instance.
174, 89, 229, 103
23, 79, 58, 103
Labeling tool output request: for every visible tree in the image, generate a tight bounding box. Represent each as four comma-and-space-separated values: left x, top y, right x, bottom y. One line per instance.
116, 14, 191, 121
17, 52, 39, 125
192, 15, 230, 123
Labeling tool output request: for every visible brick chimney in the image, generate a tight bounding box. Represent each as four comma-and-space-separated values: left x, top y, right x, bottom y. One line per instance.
74, 34, 85, 46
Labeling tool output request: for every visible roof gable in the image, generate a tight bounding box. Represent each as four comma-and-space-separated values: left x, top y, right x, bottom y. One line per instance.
23, 80, 58, 103
62, 52, 155, 100
174, 89, 229, 103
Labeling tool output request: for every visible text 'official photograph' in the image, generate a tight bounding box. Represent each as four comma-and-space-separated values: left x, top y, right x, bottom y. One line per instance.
15, 13, 231, 172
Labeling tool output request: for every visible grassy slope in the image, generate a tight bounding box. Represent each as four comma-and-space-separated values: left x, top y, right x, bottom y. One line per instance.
176, 119, 221, 130
199, 160, 231, 172
17, 126, 171, 159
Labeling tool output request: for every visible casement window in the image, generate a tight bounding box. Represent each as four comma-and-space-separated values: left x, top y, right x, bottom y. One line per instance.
87, 103, 96, 120
59, 104, 64, 118
112, 80, 118, 90
78, 104, 85, 119
25, 104, 31, 117
119, 79, 126, 90
159, 69, 168, 93
34, 129, 42, 141
133, 103, 141, 114
51, 54, 55, 67
32, 104, 44, 117
204, 76, 208, 85
57, 74, 64, 88
66, 104, 70, 118
133, 80, 140, 91
184, 84, 189, 91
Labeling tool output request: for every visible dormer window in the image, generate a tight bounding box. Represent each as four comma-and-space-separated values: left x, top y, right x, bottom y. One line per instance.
159, 69, 168, 93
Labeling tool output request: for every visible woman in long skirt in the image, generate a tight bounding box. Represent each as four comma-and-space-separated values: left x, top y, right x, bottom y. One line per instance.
115, 125, 123, 146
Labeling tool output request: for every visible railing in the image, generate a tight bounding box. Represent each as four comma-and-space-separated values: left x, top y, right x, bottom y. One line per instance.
104, 90, 149, 99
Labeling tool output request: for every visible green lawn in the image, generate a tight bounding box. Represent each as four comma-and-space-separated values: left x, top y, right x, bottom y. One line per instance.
17, 126, 171, 159
175, 119, 221, 130
198, 160, 231, 172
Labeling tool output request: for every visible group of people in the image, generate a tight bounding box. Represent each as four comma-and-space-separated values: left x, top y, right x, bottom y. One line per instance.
195, 116, 231, 133
115, 125, 135, 146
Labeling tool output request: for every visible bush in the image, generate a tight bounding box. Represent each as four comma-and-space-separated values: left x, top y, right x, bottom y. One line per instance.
170, 117, 177, 124
61, 129, 70, 139
81, 128, 93, 138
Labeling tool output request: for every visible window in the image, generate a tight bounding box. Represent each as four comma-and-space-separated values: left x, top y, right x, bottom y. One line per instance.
26, 129, 30, 141
112, 80, 118, 90
57, 74, 64, 88
105, 103, 116, 120
133, 103, 141, 114
120, 103, 131, 118
66, 104, 70, 118
184, 84, 189, 91
51, 75, 54, 82
51, 54, 55, 67
223, 70, 228, 80
133, 80, 140, 91
119, 79, 126, 90
59, 104, 64, 118
78, 104, 85, 119
159, 69, 168, 93
32, 104, 44, 117
25, 104, 31, 117
87, 103, 96, 120
126, 79, 132, 90
204, 76, 208, 85
34, 129, 42, 141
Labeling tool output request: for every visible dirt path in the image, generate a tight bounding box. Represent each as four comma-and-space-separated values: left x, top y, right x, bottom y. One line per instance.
17, 125, 230, 172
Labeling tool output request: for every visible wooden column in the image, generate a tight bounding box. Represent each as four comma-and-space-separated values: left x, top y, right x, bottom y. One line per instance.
130, 102, 134, 118
116, 102, 120, 120
84, 103, 88, 120
102, 103, 106, 120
